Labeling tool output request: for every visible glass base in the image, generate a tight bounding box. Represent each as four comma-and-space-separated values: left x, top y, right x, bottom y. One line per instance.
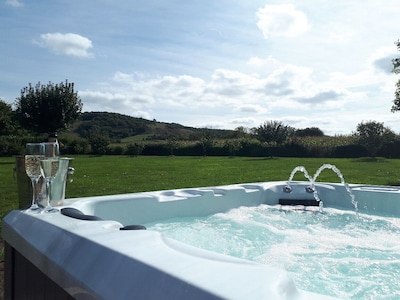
43, 206, 59, 213
26, 205, 41, 213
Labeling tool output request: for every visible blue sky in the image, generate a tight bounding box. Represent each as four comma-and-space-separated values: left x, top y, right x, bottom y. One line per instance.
2, 0, 400, 135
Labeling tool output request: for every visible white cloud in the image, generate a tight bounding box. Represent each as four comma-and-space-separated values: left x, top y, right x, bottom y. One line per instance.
230, 117, 259, 127
88, 90, 152, 104
79, 90, 154, 116
152, 75, 205, 94
234, 104, 268, 114
132, 110, 152, 120
256, 4, 310, 38
79, 58, 354, 129
73, 57, 397, 134
367, 46, 399, 74
5, 0, 23, 7
112, 72, 134, 83
247, 56, 281, 75
295, 90, 342, 104
325, 24, 356, 44
37, 33, 93, 58
206, 68, 260, 98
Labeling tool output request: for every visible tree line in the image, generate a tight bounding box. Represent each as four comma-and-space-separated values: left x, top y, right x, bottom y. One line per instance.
1, 91, 398, 158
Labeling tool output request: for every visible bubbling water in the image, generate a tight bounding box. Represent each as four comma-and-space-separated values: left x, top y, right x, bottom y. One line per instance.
146, 206, 400, 299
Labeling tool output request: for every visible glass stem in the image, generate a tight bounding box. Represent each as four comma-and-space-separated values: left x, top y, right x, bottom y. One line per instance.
44, 178, 58, 213
30, 178, 39, 209
46, 179, 51, 208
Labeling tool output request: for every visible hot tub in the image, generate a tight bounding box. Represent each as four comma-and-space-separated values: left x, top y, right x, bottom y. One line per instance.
3, 180, 400, 299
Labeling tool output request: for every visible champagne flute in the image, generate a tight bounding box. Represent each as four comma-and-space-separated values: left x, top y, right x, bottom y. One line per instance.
25, 143, 44, 212
40, 158, 60, 212
40, 142, 60, 212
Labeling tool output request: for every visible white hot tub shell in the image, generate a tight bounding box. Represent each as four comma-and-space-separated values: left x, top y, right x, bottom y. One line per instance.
3, 181, 399, 299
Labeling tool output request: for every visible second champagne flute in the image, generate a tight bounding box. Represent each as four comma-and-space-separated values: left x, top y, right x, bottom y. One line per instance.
40, 142, 60, 212
40, 157, 60, 212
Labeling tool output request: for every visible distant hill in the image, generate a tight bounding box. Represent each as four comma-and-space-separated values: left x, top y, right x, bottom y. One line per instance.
67, 111, 237, 141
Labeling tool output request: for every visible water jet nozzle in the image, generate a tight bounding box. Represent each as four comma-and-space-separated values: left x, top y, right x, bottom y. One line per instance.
283, 185, 292, 193
305, 186, 315, 193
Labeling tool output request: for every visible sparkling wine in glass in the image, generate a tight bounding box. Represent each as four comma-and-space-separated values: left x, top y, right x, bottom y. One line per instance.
40, 157, 60, 212
25, 143, 44, 212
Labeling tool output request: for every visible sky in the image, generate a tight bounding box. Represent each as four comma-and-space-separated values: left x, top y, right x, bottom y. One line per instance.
2, 0, 400, 135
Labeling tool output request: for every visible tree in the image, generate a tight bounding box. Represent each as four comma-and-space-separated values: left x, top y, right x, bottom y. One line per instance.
253, 120, 295, 145
166, 137, 179, 156
126, 142, 145, 156
233, 126, 250, 138
14, 80, 83, 135
354, 121, 395, 158
224, 139, 242, 157
0, 99, 17, 135
89, 133, 110, 155
391, 40, 400, 112
199, 129, 215, 156
295, 127, 324, 137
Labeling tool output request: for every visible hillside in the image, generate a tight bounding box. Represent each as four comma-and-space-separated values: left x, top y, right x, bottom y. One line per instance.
66, 111, 236, 141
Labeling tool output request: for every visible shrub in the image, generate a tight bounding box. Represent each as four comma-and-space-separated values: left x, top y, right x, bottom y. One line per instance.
126, 143, 145, 156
